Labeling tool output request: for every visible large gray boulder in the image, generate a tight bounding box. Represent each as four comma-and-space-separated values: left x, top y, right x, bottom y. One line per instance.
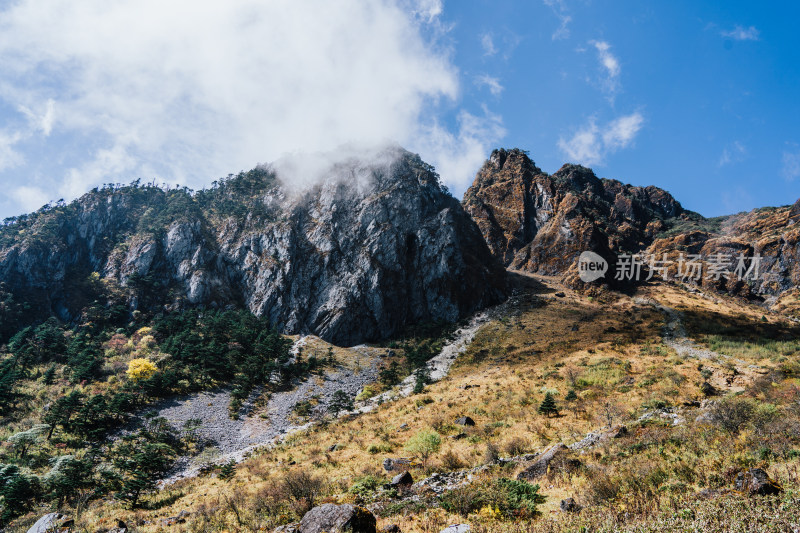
27, 513, 73, 533
734, 468, 782, 495
299, 503, 376, 533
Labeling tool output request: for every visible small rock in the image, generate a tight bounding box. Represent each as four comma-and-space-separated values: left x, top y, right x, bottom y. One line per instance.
380, 525, 401, 533
454, 416, 475, 427
273, 524, 299, 532
451, 432, 467, 440
390, 471, 413, 487
554, 292, 566, 298
734, 468, 782, 496
106, 518, 128, 533
560, 498, 582, 513
299, 504, 376, 533
440, 525, 470, 533
328, 444, 339, 452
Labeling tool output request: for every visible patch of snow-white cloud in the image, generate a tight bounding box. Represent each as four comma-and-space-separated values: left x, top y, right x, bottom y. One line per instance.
721, 25, 760, 41
475, 74, 504, 96
558, 112, 644, 166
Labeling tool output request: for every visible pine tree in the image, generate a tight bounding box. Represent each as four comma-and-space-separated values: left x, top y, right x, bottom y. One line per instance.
218, 460, 236, 481
538, 392, 559, 417
328, 390, 353, 417
565, 389, 578, 402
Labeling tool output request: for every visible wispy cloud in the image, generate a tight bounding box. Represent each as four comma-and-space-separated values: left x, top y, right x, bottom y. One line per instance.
543, 0, 571, 40
422, 106, 506, 190
481, 33, 497, 56
589, 40, 621, 98
718, 141, 747, 167
10, 185, 49, 212
782, 148, 800, 182
721, 25, 760, 41
0, 131, 24, 172
558, 112, 644, 166
475, 74, 504, 96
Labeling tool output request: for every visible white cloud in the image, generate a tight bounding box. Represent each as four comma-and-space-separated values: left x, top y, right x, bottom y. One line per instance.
17, 99, 56, 136
0, 0, 503, 214
588, 40, 621, 99
543, 0, 571, 40
782, 149, 800, 182
558, 112, 644, 166
422, 106, 506, 191
481, 33, 497, 56
721, 25, 760, 41
406, 0, 443, 23
475, 74, 504, 96
10, 185, 49, 212
0, 131, 24, 172
718, 141, 747, 167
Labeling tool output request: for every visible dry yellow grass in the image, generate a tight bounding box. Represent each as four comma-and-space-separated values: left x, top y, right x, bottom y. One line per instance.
60, 274, 800, 532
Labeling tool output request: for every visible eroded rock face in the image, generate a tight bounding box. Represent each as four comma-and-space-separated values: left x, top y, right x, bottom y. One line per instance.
0, 148, 506, 345
463, 148, 800, 308
463, 148, 685, 285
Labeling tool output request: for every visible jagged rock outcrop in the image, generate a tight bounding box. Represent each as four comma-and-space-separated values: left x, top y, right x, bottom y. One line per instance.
0, 147, 506, 345
463, 148, 800, 308
646, 204, 800, 301
463, 148, 687, 287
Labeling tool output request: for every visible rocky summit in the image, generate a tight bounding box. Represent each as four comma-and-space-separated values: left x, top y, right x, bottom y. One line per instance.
463, 148, 800, 308
462, 148, 687, 286
0, 147, 506, 345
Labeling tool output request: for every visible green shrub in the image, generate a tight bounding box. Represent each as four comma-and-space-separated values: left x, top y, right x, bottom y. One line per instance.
440, 477, 545, 518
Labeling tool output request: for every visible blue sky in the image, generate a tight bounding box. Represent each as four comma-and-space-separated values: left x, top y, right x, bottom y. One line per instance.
0, 0, 798, 219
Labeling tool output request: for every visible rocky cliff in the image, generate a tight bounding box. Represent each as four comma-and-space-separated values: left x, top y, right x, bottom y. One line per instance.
463, 148, 688, 282
463, 148, 800, 309
0, 147, 506, 345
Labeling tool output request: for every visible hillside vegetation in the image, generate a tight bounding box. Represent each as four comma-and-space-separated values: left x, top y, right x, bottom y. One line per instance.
6, 272, 799, 532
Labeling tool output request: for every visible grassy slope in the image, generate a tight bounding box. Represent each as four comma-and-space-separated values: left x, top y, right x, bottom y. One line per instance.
14, 273, 800, 532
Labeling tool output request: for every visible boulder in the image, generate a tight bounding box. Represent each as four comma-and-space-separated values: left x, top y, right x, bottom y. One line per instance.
700, 381, 717, 396
560, 498, 583, 513
734, 468, 782, 495
299, 504, 377, 533
517, 443, 581, 481
454, 416, 475, 427
27, 513, 73, 533
390, 471, 413, 487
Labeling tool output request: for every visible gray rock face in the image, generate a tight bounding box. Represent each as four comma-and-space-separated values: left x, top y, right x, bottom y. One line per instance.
299, 503, 376, 533
26, 513, 73, 533
734, 468, 782, 495
0, 148, 506, 345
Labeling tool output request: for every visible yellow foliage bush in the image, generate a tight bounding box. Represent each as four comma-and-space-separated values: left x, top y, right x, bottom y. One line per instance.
126, 358, 157, 382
